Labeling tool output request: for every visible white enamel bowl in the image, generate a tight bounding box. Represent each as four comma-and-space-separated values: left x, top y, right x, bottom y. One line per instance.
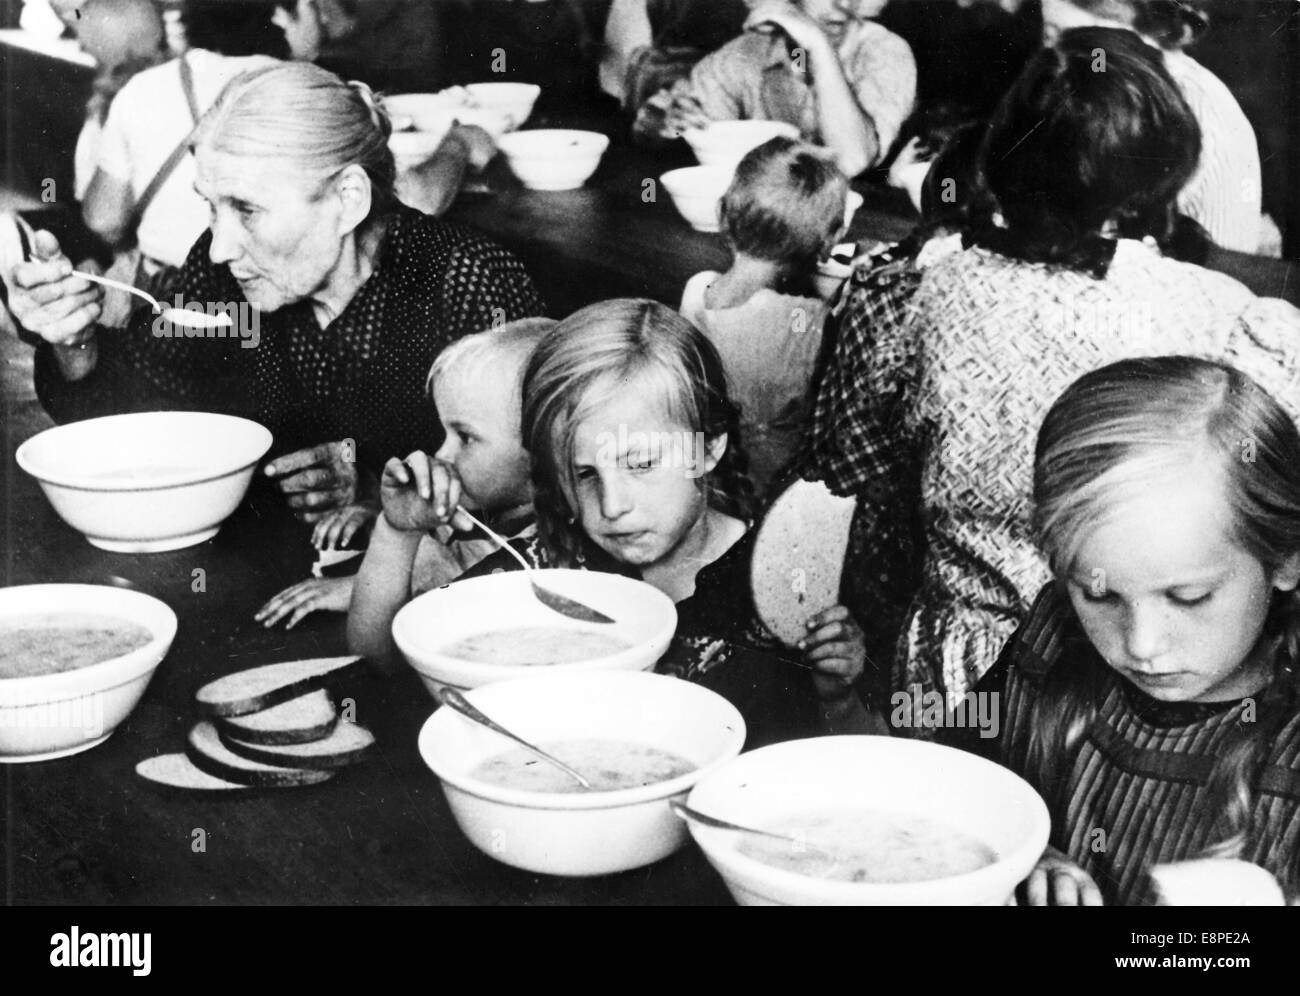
685, 736, 1051, 905
16, 411, 272, 552
495, 129, 610, 191
0, 584, 176, 762
418, 670, 746, 876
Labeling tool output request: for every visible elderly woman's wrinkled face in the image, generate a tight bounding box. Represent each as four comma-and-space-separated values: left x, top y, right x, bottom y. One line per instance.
195, 147, 351, 313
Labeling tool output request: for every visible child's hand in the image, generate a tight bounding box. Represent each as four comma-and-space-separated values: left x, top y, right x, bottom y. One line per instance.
255, 576, 354, 630
799, 605, 866, 701
1023, 846, 1104, 906
311, 501, 378, 551
380, 451, 472, 533
665, 84, 709, 137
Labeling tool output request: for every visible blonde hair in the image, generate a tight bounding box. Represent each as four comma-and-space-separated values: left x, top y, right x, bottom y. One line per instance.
426, 317, 557, 413
522, 299, 754, 564
1030, 356, 1300, 888
194, 61, 397, 222
719, 137, 848, 268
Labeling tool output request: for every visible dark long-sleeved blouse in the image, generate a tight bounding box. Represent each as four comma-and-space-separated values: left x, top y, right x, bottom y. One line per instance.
34, 206, 543, 471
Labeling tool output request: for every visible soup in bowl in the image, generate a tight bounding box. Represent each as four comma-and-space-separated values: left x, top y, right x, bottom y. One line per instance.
418, 670, 746, 875
0, 584, 177, 762
684, 736, 1050, 905
16, 411, 272, 553
393, 569, 677, 696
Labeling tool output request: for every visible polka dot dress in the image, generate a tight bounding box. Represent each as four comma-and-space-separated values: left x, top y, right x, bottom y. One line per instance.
36, 206, 543, 471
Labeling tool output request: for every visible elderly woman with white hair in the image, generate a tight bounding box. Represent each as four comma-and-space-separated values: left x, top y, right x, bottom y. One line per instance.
6, 61, 542, 521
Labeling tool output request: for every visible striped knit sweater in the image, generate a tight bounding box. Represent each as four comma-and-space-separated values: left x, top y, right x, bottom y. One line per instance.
961, 585, 1300, 906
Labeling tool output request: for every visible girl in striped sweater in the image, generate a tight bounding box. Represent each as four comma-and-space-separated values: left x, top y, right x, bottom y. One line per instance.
966, 357, 1300, 905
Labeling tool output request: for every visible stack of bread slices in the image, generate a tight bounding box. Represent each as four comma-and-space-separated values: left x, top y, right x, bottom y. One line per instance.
137, 657, 375, 790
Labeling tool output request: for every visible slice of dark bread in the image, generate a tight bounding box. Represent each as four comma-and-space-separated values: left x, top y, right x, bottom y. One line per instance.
195, 657, 362, 718
185, 722, 335, 787
215, 688, 339, 745
218, 721, 375, 770
136, 753, 251, 792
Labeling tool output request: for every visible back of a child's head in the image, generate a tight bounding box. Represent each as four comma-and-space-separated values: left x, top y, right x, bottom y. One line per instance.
427, 317, 557, 416
522, 299, 753, 558
719, 137, 849, 269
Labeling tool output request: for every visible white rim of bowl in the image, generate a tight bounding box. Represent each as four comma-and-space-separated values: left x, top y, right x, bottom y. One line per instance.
419, 674, 747, 811
685, 737, 1051, 900
15, 412, 273, 492
0, 585, 177, 697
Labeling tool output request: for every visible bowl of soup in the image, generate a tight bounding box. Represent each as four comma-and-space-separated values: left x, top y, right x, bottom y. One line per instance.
684, 736, 1050, 905
393, 568, 677, 696
0, 584, 177, 762
683, 120, 801, 171
16, 411, 272, 552
495, 129, 610, 191
418, 670, 746, 875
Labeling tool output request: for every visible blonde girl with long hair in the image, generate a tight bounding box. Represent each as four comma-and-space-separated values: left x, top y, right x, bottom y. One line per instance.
963, 356, 1300, 905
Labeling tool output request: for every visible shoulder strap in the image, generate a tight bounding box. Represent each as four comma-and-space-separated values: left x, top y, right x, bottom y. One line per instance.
126, 56, 202, 240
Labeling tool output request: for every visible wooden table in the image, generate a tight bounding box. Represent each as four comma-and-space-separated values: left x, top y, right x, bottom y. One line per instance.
0, 415, 734, 905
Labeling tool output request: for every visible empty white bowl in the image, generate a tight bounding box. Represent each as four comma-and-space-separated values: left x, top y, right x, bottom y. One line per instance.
463, 82, 540, 130
0, 584, 176, 762
393, 568, 678, 696
16, 411, 272, 552
685, 736, 1051, 905
495, 129, 609, 191
660, 165, 733, 233
684, 119, 801, 170
418, 670, 746, 876
382, 92, 514, 141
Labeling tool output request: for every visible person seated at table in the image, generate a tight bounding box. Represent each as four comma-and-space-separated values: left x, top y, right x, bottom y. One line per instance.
6, 61, 542, 524
806, 27, 1300, 731
633, 0, 916, 177
459, 299, 876, 741
1039, 0, 1268, 256
679, 136, 846, 499
955, 357, 1300, 906
256, 316, 552, 634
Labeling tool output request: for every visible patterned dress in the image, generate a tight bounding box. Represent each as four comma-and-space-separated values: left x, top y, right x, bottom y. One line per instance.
810, 238, 1300, 723
955, 585, 1300, 907
33, 205, 543, 472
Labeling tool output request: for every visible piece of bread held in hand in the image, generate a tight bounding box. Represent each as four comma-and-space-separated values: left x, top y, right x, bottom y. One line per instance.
215, 688, 339, 745
195, 656, 362, 718
750, 478, 856, 646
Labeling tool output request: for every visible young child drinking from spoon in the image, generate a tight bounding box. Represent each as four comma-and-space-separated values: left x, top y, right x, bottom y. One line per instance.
459, 299, 873, 741
257, 317, 553, 638
956, 357, 1300, 905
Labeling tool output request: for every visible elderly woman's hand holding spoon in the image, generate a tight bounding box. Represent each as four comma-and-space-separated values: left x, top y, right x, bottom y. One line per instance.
7, 230, 103, 377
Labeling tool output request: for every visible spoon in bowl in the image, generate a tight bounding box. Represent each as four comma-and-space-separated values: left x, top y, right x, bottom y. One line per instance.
437, 686, 593, 790
670, 800, 840, 859
72, 270, 234, 329
454, 505, 615, 624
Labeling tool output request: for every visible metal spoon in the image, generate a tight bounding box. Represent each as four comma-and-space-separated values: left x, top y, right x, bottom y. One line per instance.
670, 800, 840, 858
72, 270, 234, 329
455, 506, 615, 624
438, 686, 593, 790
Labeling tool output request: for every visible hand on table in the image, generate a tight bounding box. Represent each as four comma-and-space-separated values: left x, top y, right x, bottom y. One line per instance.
1023, 846, 1105, 906
664, 83, 710, 138
450, 123, 497, 173
381, 450, 473, 533
311, 501, 378, 550
265, 441, 360, 522
256, 575, 354, 629
6, 230, 103, 345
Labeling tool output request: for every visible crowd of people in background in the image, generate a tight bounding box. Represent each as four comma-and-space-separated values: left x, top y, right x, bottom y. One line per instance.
4, 0, 1300, 905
